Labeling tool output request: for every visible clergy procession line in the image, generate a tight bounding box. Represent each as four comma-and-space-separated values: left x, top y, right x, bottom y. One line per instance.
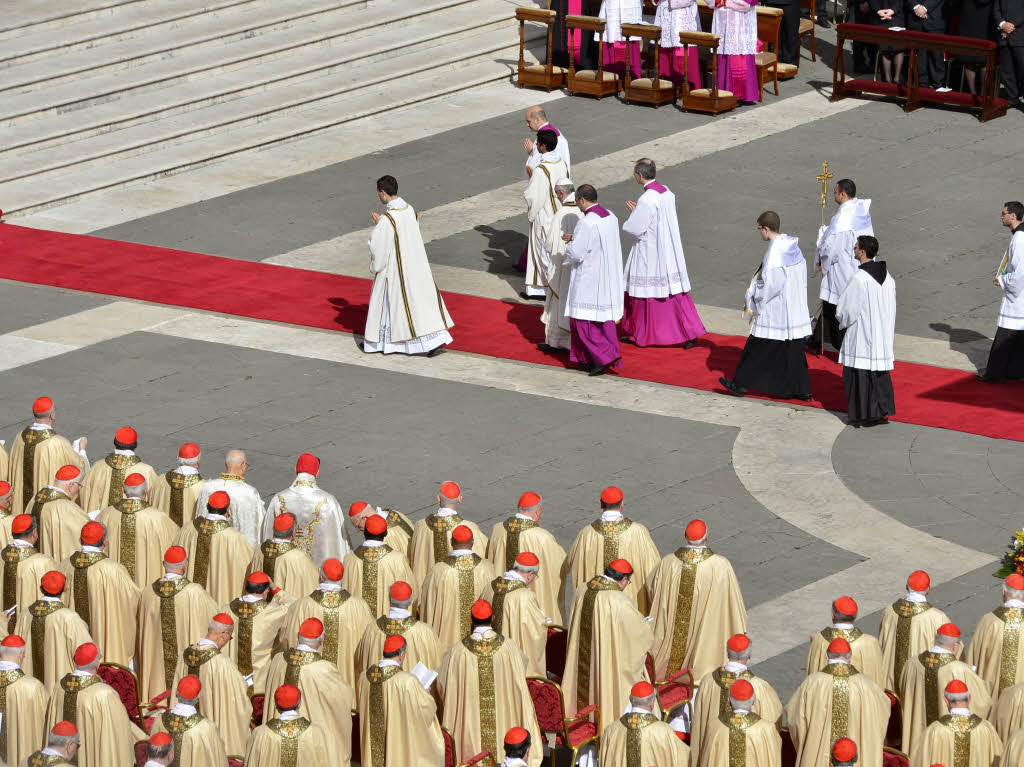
0, 408, 1022, 767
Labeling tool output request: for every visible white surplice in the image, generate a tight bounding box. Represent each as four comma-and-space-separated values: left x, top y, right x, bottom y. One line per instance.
997, 228, 1024, 330
837, 264, 896, 370
597, 0, 643, 42
363, 197, 454, 353
622, 181, 691, 298
263, 473, 352, 566
543, 195, 583, 348
655, 0, 700, 48
815, 198, 874, 303
525, 123, 571, 179
746, 234, 812, 340
524, 152, 569, 296
195, 475, 265, 547
565, 206, 625, 322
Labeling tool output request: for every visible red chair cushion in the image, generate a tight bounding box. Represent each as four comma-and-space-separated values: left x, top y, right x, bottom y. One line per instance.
558, 718, 597, 748
883, 751, 909, 767
527, 678, 564, 733
657, 681, 691, 711
443, 727, 456, 767
135, 741, 147, 766
351, 712, 361, 764
781, 729, 797, 767
251, 694, 265, 727
546, 627, 568, 681
229, 760, 244, 767
99, 665, 141, 721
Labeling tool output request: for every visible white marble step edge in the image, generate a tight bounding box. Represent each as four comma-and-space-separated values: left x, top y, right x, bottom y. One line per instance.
0, 0, 150, 38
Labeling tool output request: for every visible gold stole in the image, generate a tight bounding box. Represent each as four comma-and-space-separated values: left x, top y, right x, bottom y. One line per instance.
590, 518, 633, 570
712, 666, 754, 716
267, 716, 312, 767
576, 576, 620, 712
937, 713, 983, 767
183, 645, 220, 678
27, 752, 69, 766
994, 606, 1024, 694
489, 577, 526, 635
502, 517, 539, 571
29, 600, 65, 681
355, 545, 395, 616
280, 494, 326, 558
425, 514, 463, 564
2, 544, 37, 613
891, 599, 931, 686
918, 650, 956, 725
443, 554, 484, 638
621, 711, 659, 767
719, 710, 761, 767
260, 539, 296, 582
366, 664, 402, 767
113, 498, 148, 579
668, 547, 714, 675
103, 453, 142, 506
0, 667, 26, 756
821, 663, 859, 746
162, 710, 205, 767
230, 598, 269, 677
154, 577, 191, 691
311, 589, 349, 663
59, 672, 100, 724
30, 487, 67, 521
19, 427, 54, 510
376, 614, 417, 636
166, 470, 202, 527
283, 648, 321, 686
385, 510, 414, 540
463, 633, 505, 759
69, 551, 106, 628
190, 517, 231, 590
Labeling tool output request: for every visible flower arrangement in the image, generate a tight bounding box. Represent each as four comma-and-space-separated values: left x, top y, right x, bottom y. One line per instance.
994, 530, 1024, 578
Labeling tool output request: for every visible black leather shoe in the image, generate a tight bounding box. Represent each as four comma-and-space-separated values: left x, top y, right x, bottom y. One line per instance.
795, 393, 813, 401
719, 377, 746, 396
682, 340, 697, 349
817, 16, 831, 28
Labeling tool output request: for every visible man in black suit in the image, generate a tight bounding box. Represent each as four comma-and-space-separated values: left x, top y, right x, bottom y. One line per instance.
994, 0, 1024, 105
906, 0, 949, 87
765, 0, 803, 64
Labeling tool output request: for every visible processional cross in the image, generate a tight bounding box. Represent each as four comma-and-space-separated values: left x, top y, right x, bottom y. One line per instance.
816, 161, 834, 228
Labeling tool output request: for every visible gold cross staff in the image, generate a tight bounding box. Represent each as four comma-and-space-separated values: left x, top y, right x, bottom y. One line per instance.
816, 161, 834, 228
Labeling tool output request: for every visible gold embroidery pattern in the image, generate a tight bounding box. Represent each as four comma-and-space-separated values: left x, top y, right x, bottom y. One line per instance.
183, 645, 219, 677
104, 453, 142, 507
938, 713, 981, 767
284, 648, 321, 686
2, 544, 36, 612
114, 498, 148, 579
191, 517, 230, 589
27, 752, 68, 766
445, 554, 482, 638
668, 547, 714, 675
20, 427, 55, 510
893, 599, 931, 687
163, 710, 204, 767
29, 487, 66, 520
293, 500, 326, 557
820, 626, 865, 644
231, 598, 269, 677
267, 717, 311, 767
489, 577, 526, 634
622, 711, 658, 767
919, 651, 956, 724
156, 577, 189, 690
260, 539, 295, 582
30, 600, 64, 681
718, 711, 760, 767
464, 634, 503, 758
383, 211, 419, 339
60, 672, 99, 724
822, 663, 856, 746
712, 666, 753, 716
219, 473, 245, 482
0, 667, 25, 756
502, 517, 538, 571
376, 615, 417, 635
356, 545, 394, 616
166, 471, 202, 527
70, 551, 106, 627
385, 510, 414, 540
576, 576, 619, 713
366, 664, 402, 767
994, 606, 1024, 693
426, 514, 462, 564
311, 589, 348, 662
590, 519, 633, 569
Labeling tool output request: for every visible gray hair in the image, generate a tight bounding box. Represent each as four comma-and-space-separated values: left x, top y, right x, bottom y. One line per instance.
634, 158, 657, 180
48, 732, 79, 750
554, 180, 575, 193
124, 480, 147, 499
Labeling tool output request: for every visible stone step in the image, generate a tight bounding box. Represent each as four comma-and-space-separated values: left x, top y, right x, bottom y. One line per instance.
0, 0, 150, 37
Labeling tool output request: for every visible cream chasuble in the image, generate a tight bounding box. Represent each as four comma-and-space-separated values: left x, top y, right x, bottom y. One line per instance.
909, 713, 1003, 767
249, 541, 318, 602
224, 596, 288, 693
136, 576, 219, 703
260, 648, 354, 762
245, 716, 332, 767
691, 666, 783, 760
562, 576, 654, 733
16, 601, 92, 690
0, 441, 7, 483
542, 196, 581, 350
785, 664, 890, 767
878, 597, 950, 691
648, 547, 747, 682
171, 643, 251, 756
44, 674, 145, 767
18, 749, 73, 765
1002, 726, 1024, 767
97, 499, 178, 588
567, 518, 661, 613
0, 667, 47, 767
523, 153, 568, 293
152, 709, 229, 767
899, 649, 992, 755
696, 711, 782, 767
486, 518, 568, 624
0, 511, 13, 551
967, 606, 1024, 697
59, 551, 140, 666
174, 516, 255, 609
379, 509, 414, 555
356, 615, 446, 676
484, 576, 548, 678
992, 679, 1024, 741
420, 554, 498, 647
342, 545, 417, 619
806, 626, 885, 689
357, 663, 445, 767
36, 495, 89, 565
196, 474, 265, 548
150, 469, 205, 526
409, 514, 488, 588
8, 427, 87, 516
280, 588, 374, 691
1, 545, 56, 634
602, 710, 691, 767
78, 453, 157, 513
262, 476, 351, 565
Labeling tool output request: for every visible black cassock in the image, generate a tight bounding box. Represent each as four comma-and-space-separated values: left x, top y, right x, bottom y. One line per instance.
552, 0, 602, 69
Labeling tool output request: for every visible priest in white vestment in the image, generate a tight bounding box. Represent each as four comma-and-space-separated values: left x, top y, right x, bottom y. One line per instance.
598, 0, 643, 79
523, 130, 568, 300
363, 174, 454, 355
564, 184, 625, 377
837, 235, 896, 428
194, 449, 264, 547
978, 201, 1024, 382
809, 178, 873, 354
538, 179, 582, 352
620, 158, 706, 348
720, 211, 812, 401
523, 106, 571, 179
262, 453, 351, 565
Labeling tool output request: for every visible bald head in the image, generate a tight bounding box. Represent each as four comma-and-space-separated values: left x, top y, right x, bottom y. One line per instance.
225, 449, 247, 475
525, 106, 547, 131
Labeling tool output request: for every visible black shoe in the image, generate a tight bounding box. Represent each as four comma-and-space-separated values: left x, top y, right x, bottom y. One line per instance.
536, 343, 557, 352
817, 17, 831, 28
519, 291, 545, 301
619, 336, 637, 345
589, 357, 622, 376
682, 340, 697, 349
795, 393, 813, 401
719, 377, 747, 396
862, 417, 890, 427
975, 372, 1000, 382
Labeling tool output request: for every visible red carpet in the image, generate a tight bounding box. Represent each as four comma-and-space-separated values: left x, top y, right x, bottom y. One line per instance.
1, 223, 1021, 441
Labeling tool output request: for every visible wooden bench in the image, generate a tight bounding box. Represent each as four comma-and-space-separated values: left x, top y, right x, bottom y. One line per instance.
621, 22, 677, 106
799, 0, 817, 62
832, 23, 1008, 121
678, 30, 738, 114
515, 7, 567, 91
565, 15, 621, 98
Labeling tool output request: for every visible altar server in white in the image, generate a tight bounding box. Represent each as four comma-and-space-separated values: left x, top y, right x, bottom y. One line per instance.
598, 0, 643, 79
620, 158, 706, 348
978, 201, 1024, 382
363, 175, 454, 355
810, 178, 873, 354
523, 106, 570, 179
523, 130, 569, 300
539, 179, 583, 352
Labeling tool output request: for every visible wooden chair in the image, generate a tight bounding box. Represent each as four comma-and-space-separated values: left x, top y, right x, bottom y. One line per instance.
442, 726, 496, 767
755, 6, 783, 97
621, 23, 677, 106
516, 7, 567, 91
99, 662, 163, 732
527, 677, 601, 767
678, 31, 738, 114
798, 0, 817, 61
566, 15, 621, 98
644, 653, 694, 715
546, 624, 569, 681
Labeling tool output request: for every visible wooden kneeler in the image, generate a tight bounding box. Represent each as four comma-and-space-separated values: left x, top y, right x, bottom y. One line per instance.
515, 7, 567, 91
678, 31, 738, 114
565, 15, 621, 98
621, 23, 677, 106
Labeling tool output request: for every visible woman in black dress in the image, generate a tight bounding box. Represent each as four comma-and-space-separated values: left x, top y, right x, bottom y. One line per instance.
957, 0, 997, 94
868, 0, 907, 82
